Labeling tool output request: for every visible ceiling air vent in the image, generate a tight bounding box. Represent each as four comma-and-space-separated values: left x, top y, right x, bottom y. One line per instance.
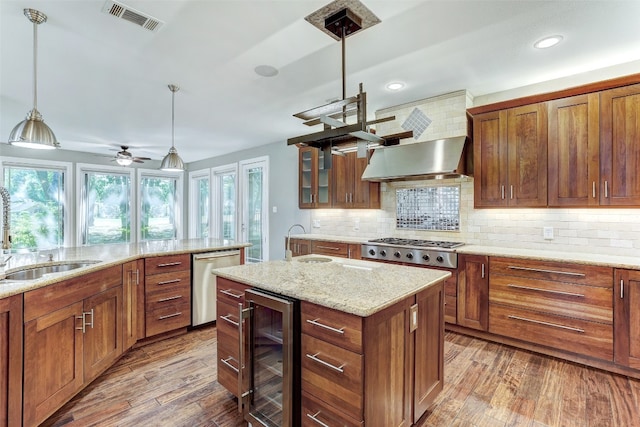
102, 0, 163, 32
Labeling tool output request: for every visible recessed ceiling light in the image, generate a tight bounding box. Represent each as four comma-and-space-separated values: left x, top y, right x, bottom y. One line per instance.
254, 65, 279, 77
534, 35, 563, 49
386, 82, 405, 91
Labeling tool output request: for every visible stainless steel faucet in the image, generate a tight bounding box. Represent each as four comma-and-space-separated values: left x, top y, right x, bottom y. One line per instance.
0, 187, 10, 250
286, 223, 306, 261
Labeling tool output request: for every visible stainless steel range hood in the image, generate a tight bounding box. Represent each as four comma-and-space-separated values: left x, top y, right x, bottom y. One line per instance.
361, 136, 470, 181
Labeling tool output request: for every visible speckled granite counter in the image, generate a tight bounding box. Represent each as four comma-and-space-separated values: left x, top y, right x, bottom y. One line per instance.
0, 238, 250, 299
457, 245, 640, 269
212, 256, 450, 317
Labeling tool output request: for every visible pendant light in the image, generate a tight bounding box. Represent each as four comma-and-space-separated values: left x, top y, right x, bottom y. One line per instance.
9, 9, 59, 149
160, 84, 185, 171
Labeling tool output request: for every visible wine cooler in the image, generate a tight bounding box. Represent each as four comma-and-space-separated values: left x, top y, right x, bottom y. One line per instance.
239, 288, 300, 426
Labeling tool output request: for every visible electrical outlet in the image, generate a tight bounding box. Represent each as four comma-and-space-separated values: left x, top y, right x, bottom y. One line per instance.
543, 226, 554, 240
354, 217, 360, 231
313, 220, 321, 228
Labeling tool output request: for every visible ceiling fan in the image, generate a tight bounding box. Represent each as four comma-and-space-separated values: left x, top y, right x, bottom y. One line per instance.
112, 145, 151, 166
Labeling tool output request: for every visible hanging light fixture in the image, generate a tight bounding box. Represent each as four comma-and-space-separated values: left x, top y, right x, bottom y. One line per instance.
9, 9, 59, 149
160, 84, 185, 171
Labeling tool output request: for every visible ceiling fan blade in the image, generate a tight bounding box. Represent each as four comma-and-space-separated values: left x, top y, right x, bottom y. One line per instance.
135, 157, 151, 161
133, 159, 145, 163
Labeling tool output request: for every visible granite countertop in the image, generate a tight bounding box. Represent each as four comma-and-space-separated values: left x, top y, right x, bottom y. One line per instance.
213, 255, 450, 317
291, 233, 640, 270
0, 238, 250, 299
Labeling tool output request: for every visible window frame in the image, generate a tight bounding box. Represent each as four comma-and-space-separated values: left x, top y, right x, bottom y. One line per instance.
76, 163, 136, 247
0, 157, 73, 248
136, 168, 184, 242
188, 168, 212, 239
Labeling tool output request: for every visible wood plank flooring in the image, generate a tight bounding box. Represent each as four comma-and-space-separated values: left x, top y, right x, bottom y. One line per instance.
42, 326, 640, 427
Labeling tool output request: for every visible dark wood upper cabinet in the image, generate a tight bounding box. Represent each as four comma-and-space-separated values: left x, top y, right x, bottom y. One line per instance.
473, 104, 547, 207
332, 152, 380, 209
299, 146, 332, 209
600, 83, 640, 206
548, 93, 600, 207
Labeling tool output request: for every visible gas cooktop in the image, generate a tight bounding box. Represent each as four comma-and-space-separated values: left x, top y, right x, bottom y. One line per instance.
367, 238, 465, 249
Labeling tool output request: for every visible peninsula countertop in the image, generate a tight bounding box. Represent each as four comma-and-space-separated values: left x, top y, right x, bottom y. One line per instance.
0, 238, 250, 299
212, 255, 451, 317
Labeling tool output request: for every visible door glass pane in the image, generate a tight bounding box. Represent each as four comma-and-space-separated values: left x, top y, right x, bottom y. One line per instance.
221, 173, 236, 240
83, 172, 131, 245
251, 304, 284, 426
4, 166, 65, 249
141, 176, 177, 241
246, 166, 263, 262
317, 150, 329, 204
300, 150, 312, 204
196, 177, 209, 238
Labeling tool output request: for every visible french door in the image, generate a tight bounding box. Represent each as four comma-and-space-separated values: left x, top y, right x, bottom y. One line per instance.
240, 157, 269, 263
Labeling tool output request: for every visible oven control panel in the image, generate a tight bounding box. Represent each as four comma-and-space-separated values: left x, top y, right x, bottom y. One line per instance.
361, 244, 457, 269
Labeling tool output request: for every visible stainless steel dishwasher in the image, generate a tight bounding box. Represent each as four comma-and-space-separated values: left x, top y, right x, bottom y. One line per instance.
192, 249, 241, 326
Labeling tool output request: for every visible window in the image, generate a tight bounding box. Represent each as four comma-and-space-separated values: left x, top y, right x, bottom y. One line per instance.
77, 164, 134, 246
188, 169, 210, 238
212, 165, 237, 240
1, 158, 72, 249
240, 157, 268, 263
138, 170, 183, 241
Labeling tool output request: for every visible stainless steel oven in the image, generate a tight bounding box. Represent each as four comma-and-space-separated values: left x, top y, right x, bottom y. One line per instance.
239, 288, 300, 426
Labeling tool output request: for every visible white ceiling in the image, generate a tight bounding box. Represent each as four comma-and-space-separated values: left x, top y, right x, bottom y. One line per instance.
1, 0, 640, 164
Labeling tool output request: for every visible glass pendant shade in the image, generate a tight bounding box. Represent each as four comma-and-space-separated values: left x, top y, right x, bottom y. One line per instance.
9, 9, 59, 150
160, 84, 184, 171
116, 157, 133, 166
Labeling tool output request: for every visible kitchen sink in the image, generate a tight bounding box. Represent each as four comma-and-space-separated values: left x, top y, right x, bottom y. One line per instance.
297, 256, 332, 264
3, 261, 101, 280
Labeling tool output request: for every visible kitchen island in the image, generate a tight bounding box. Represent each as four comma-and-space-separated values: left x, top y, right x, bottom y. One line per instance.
213, 255, 450, 426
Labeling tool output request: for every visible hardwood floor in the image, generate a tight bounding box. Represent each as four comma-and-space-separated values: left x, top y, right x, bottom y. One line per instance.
42, 326, 640, 427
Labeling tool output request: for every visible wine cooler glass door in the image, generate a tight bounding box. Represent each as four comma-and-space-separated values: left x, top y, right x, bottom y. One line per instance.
245, 289, 295, 427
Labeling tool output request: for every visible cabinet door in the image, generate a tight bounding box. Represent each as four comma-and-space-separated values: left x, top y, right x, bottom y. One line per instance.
299, 147, 332, 208
507, 103, 548, 207
332, 152, 351, 208
23, 301, 84, 427
548, 93, 600, 207
473, 110, 508, 207
84, 286, 123, 382
0, 294, 22, 427
333, 152, 379, 209
413, 282, 445, 421
352, 153, 379, 209
457, 254, 489, 330
600, 83, 640, 206
123, 259, 142, 351
614, 269, 640, 369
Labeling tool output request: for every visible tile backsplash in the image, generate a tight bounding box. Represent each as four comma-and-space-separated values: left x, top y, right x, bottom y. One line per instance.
309, 178, 640, 257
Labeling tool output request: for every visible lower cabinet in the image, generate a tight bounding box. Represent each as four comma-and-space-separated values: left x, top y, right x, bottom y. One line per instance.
144, 254, 191, 337
286, 238, 363, 259
22, 265, 123, 427
287, 238, 311, 257
457, 254, 489, 330
614, 269, 640, 369
122, 259, 143, 351
488, 257, 613, 361
0, 294, 22, 427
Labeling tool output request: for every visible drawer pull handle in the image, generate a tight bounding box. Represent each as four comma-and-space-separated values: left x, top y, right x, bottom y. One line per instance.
158, 295, 182, 302
158, 312, 182, 320
220, 356, 239, 373
306, 411, 330, 427
507, 266, 585, 277
220, 289, 244, 299
220, 314, 239, 326
507, 315, 585, 333
157, 261, 182, 267
507, 284, 584, 298
306, 318, 345, 335
306, 352, 345, 373
157, 279, 181, 285
316, 245, 340, 251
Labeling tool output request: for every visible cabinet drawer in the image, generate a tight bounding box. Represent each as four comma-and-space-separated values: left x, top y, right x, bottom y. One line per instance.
146, 281, 190, 308
301, 301, 362, 353
216, 300, 243, 357
302, 334, 363, 421
145, 269, 190, 290
310, 241, 349, 257
302, 391, 363, 427
490, 257, 612, 288
489, 304, 613, 361
217, 277, 249, 306
144, 254, 190, 276
146, 301, 191, 337
444, 295, 457, 324
490, 275, 612, 324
